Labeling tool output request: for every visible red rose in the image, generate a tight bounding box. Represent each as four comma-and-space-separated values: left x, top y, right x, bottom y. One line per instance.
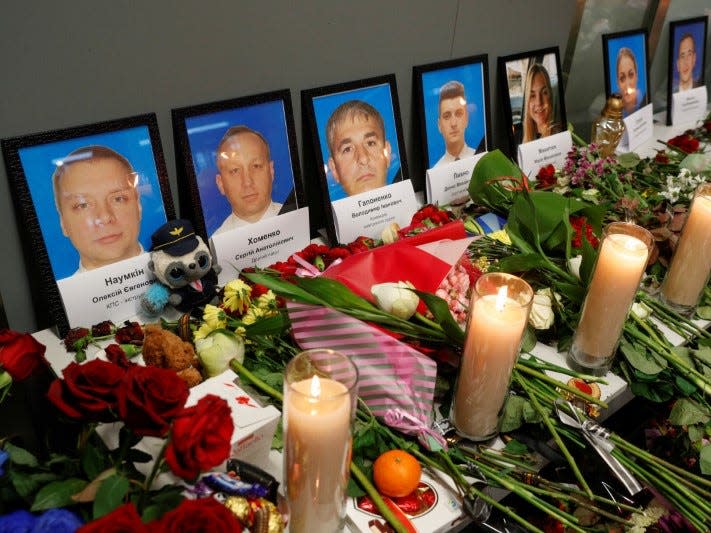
117, 365, 189, 437
0, 329, 47, 381
654, 150, 670, 164
165, 394, 234, 480
114, 321, 144, 345
156, 497, 244, 533
47, 360, 125, 422
667, 134, 700, 154
346, 236, 374, 254
76, 502, 148, 533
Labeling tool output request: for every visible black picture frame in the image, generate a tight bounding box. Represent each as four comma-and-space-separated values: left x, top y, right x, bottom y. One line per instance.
301, 74, 409, 244
666, 16, 708, 125
602, 29, 650, 119
171, 89, 304, 240
1, 114, 174, 336
498, 46, 567, 156
413, 54, 492, 170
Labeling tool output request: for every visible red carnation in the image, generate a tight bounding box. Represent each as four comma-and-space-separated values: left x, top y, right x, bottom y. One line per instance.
117, 365, 189, 437
115, 321, 143, 344
63, 327, 90, 352
536, 164, 556, 188
654, 150, 670, 164
165, 394, 234, 481
667, 134, 700, 154
324, 246, 351, 265
570, 216, 599, 249
47, 359, 126, 422
105, 343, 134, 369
91, 320, 115, 337
0, 329, 47, 381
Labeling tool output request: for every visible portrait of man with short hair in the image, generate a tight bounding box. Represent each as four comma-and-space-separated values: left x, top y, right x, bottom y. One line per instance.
414, 56, 489, 170
669, 18, 706, 95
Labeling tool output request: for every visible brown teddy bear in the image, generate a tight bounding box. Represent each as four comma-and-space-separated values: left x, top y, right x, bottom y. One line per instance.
142, 324, 202, 387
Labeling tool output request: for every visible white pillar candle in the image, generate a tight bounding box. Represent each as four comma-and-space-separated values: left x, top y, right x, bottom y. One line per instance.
661, 189, 711, 310
452, 284, 530, 439
285, 375, 352, 533
573, 229, 650, 361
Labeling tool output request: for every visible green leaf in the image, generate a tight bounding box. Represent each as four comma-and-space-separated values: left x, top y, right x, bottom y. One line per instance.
668, 398, 711, 426
674, 375, 698, 396
620, 339, 665, 375
81, 441, 108, 480
9, 470, 59, 500
617, 152, 641, 168
579, 236, 596, 287
629, 381, 674, 402
500, 395, 526, 432
415, 290, 464, 345
468, 149, 521, 213
243, 272, 324, 306
497, 253, 550, 273
692, 346, 711, 366
552, 281, 585, 305
31, 478, 87, 511
502, 439, 529, 455
520, 327, 537, 354
93, 474, 130, 519
295, 276, 377, 313
700, 444, 711, 476
6, 443, 38, 467
696, 306, 711, 320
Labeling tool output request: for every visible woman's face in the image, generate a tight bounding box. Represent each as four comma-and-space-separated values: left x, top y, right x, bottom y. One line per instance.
617, 54, 638, 111
528, 72, 551, 132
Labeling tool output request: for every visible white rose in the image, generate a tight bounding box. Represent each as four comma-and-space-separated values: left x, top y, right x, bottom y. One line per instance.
567, 255, 582, 280
195, 331, 245, 377
381, 222, 400, 244
529, 288, 555, 330
630, 302, 651, 320
581, 188, 601, 204
371, 281, 419, 320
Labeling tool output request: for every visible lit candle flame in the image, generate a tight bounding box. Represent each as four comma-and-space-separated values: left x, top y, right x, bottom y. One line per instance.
310, 375, 321, 398
495, 286, 508, 311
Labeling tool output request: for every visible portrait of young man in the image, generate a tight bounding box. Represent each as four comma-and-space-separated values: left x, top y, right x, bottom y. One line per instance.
16, 126, 168, 281
179, 97, 299, 237
670, 19, 706, 94
416, 57, 488, 170
311, 81, 403, 203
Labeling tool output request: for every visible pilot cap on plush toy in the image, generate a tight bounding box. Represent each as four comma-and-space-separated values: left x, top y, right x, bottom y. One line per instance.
150, 219, 200, 257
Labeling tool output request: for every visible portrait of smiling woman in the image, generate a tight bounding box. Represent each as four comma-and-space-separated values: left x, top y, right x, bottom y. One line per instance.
522, 63, 561, 143
603, 30, 649, 119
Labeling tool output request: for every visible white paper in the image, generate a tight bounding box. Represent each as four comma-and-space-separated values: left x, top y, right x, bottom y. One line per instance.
332, 180, 419, 243
620, 103, 654, 152
517, 131, 572, 178
57, 253, 154, 328
211, 207, 311, 284
425, 153, 486, 205
672, 86, 708, 126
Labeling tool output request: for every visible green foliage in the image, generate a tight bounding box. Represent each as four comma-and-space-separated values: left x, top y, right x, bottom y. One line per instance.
93, 474, 129, 518
31, 478, 87, 511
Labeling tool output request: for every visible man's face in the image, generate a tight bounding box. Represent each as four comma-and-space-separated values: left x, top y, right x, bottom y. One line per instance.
437, 96, 468, 149
216, 132, 275, 222
677, 37, 696, 86
57, 158, 142, 270
327, 114, 391, 197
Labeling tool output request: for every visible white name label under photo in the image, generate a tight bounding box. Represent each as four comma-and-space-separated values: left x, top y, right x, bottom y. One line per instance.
211, 207, 311, 284
332, 180, 419, 244
57, 253, 154, 328
518, 131, 572, 179
672, 86, 708, 127
621, 103, 653, 152
426, 152, 486, 206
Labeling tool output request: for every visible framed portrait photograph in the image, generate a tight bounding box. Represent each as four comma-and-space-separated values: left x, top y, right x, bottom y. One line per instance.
667, 17, 708, 125
602, 29, 650, 119
498, 47, 566, 155
2, 114, 174, 335
302, 74, 411, 243
172, 89, 304, 240
413, 54, 491, 170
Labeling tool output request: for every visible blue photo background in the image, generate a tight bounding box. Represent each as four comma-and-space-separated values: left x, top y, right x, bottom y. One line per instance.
671, 21, 705, 91
312, 83, 402, 202
606, 33, 648, 111
421, 62, 487, 168
184, 100, 296, 236
18, 126, 168, 280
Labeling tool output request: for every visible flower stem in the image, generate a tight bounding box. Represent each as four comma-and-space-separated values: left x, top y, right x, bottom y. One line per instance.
140, 439, 169, 511
230, 358, 283, 403
349, 462, 412, 533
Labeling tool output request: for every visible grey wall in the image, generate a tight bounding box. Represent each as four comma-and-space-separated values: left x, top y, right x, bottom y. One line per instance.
0, 1, 577, 333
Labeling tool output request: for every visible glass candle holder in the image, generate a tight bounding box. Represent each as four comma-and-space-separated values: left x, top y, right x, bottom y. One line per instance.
450, 272, 533, 441
568, 222, 653, 375
660, 183, 711, 317
283, 349, 358, 533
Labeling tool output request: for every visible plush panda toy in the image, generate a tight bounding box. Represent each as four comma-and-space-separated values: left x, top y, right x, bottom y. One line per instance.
141, 219, 221, 316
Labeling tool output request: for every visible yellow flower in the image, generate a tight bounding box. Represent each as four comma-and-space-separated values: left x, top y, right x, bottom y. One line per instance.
202, 304, 226, 329
255, 290, 277, 311
242, 306, 266, 325
488, 229, 511, 245
193, 322, 216, 341
223, 279, 252, 314
476, 256, 491, 272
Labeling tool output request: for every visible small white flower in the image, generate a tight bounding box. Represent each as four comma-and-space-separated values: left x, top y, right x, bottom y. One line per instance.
630, 302, 652, 320
371, 281, 419, 320
195, 331, 245, 377
567, 255, 582, 280
581, 188, 600, 204
556, 175, 571, 187
529, 288, 555, 330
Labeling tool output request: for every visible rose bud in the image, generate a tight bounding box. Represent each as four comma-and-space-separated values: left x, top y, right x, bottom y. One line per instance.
195, 331, 245, 377
371, 281, 419, 320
